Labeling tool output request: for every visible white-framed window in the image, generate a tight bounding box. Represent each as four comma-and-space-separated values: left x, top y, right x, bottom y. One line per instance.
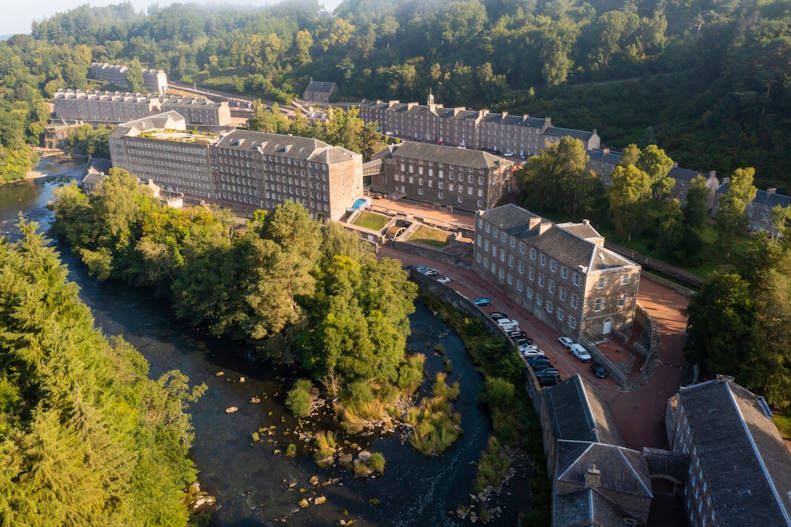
517, 279, 523, 292
418, 177, 423, 186
418, 188, 423, 196
596, 276, 606, 289
573, 273, 581, 286
546, 301, 553, 313
492, 245, 496, 258
458, 196, 463, 204
530, 247, 536, 260
509, 237, 515, 248
536, 294, 542, 307
438, 191, 444, 199
539, 254, 546, 266
559, 288, 566, 301
621, 273, 629, 285
518, 261, 523, 274
550, 260, 557, 272
493, 227, 498, 237
529, 268, 535, 281
500, 251, 505, 263
617, 294, 626, 308
568, 316, 576, 329
527, 287, 534, 299
571, 294, 578, 308
519, 242, 526, 254
508, 255, 514, 268
594, 297, 603, 311
557, 309, 564, 321
538, 273, 544, 287
561, 266, 568, 279
548, 281, 555, 294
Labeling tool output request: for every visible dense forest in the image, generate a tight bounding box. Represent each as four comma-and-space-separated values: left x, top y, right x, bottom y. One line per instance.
0, 220, 204, 524
0, 0, 787, 189
50, 170, 420, 431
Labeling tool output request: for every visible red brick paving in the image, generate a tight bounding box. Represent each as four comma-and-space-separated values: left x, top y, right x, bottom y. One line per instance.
379, 246, 691, 451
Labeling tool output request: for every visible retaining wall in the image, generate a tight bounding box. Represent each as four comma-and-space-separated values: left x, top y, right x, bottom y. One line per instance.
578, 337, 628, 387
605, 241, 704, 289
393, 240, 473, 269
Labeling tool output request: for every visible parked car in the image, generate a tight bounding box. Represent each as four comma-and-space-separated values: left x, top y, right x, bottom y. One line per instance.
570, 344, 592, 362
507, 330, 526, 338
534, 368, 560, 379
496, 318, 518, 327
521, 348, 544, 358
425, 270, 440, 278
489, 312, 508, 320
531, 361, 555, 372
504, 150, 514, 157
528, 356, 552, 367
539, 376, 560, 387
558, 336, 575, 348
513, 337, 529, 346
436, 276, 451, 284
591, 362, 609, 379
473, 297, 491, 307
415, 266, 431, 274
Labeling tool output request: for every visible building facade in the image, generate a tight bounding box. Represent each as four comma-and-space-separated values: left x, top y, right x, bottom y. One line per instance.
108, 112, 363, 220
712, 181, 791, 236
370, 141, 513, 212
90, 62, 168, 95
53, 90, 230, 126
358, 93, 598, 156
473, 204, 640, 341
109, 112, 217, 199
666, 376, 791, 527
211, 130, 362, 221
302, 80, 337, 104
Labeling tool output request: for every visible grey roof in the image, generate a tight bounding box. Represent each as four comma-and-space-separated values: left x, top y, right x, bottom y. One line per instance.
545, 375, 624, 445
553, 488, 632, 527
587, 149, 623, 166
479, 204, 636, 272
678, 377, 791, 527
216, 130, 356, 164
304, 81, 336, 94
716, 182, 791, 208
555, 441, 653, 498
372, 141, 512, 170
109, 111, 186, 139
84, 157, 112, 175
545, 127, 596, 141
668, 165, 701, 183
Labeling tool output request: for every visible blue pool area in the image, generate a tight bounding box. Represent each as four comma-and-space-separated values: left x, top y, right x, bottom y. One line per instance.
352, 198, 371, 209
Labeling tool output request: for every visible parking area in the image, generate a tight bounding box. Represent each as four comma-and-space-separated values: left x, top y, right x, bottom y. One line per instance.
380, 246, 622, 396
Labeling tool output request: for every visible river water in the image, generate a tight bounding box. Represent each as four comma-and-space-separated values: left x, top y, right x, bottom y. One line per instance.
0, 157, 530, 526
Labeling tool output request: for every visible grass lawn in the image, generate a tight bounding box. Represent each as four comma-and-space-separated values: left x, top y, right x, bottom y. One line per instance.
774, 412, 791, 440
408, 226, 450, 248
352, 211, 389, 231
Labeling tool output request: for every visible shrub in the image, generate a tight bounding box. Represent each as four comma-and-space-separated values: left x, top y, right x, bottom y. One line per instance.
313, 430, 337, 466
286, 379, 314, 417
368, 452, 386, 475
398, 354, 425, 393
475, 437, 511, 493
480, 377, 516, 410
286, 443, 297, 457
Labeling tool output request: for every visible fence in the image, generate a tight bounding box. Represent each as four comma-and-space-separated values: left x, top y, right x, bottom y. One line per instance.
604, 241, 704, 289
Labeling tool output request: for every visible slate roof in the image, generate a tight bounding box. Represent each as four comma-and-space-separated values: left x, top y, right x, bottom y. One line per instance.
668, 165, 701, 183
216, 130, 356, 164
304, 80, 336, 95
84, 157, 112, 175
372, 141, 512, 170
545, 375, 624, 446
479, 204, 637, 272
587, 148, 623, 166
553, 488, 626, 527
715, 182, 791, 208
545, 127, 596, 141
678, 377, 791, 527
109, 111, 186, 139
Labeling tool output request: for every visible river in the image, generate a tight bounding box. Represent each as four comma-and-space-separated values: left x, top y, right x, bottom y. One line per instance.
0, 157, 531, 526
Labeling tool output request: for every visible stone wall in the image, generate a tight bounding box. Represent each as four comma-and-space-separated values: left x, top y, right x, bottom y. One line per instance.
605, 241, 704, 289
577, 336, 628, 387
391, 240, 472, 269
634, 303, 662, 378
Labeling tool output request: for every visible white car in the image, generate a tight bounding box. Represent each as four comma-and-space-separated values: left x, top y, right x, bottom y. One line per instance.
558, 336, 575, 348
497, 318, 518, 327
436, 276, 451, 284
570, 344, 592, 362
415, 266, 431, 274
522, 348, 545, 358
518, 343, 538, 353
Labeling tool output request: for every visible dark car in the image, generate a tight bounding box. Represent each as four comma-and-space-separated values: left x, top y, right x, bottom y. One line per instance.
489, 312, 508, 320
531, 362, 555, 372
425, 270, 440, 278
591, 362, 609, 379
539, 376, 560, 387
528, 356, 552, 367
513, 337, 529, 345
507, 330, 526, 337
534, 368, 560, 378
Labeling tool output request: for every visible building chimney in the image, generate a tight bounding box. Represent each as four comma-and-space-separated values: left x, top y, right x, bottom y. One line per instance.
767, 188, 777, 196
502, 111, 508, 119
583, 219, 590, 226
585, 465, 601, 489
602, 148, 609, 155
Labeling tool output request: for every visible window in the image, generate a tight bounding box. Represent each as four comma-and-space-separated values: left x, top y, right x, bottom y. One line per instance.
518, 261, 523, 274
493, 227, 499, 237
500, 232, 506, 243
539, 254, 546, 266
508, 255, 514, 268
548, 281, 555, 294
476, 253, 481, 263
561, 266, 568, 279
536, 294, 542, 307
519, 242, 526, 254
529, 268, 535, 281
498, 268, 504, 281
527, 287, 533, 299
596, 276, 606, 289
477, 236, 482, 247
568, 316, 576, 329
557, 309, 564, 321
550, 260, 557, 272
517, 279, 523, 292
571, 294, 578, 309
509, 238, 515, 249
477, 217, 483, 228
458, 196, 464, 204
500, 251, 505, 263
573, 273, 581, 286
491, 245, 496, 258
621, 274, 629, 285
418, 188, 423, 196
617, 294, 626, 308
546, 301, 552, 313
538, 273, 544, 287
559, 288, 566, 301
507, 274, 513, 285
530, 247, 536, 260
594, 298, 603, 311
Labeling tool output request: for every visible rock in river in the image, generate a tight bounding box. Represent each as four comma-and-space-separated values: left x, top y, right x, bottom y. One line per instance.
225, 406, 239, 414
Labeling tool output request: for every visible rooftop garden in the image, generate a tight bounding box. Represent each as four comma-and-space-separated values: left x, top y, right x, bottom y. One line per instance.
407, 225, 451, 248
352, 211, 389, 231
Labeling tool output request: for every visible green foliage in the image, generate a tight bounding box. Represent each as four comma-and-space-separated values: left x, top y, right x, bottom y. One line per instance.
51, 171, 420, 427
686, 235, 791, 411
368, 451, 386, 474
0, 144, 37, 184
286, 379, 314, 417
0, 219, 203, 525
474, 436, 511, 493
126, 58, 144, 92
718, 167, 758, 236
405, 372, 462, 456
64, 124, 111, 161
313, 430, 337, 466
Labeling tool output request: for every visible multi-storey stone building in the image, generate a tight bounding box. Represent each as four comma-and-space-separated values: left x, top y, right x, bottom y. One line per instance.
369, 141, 513, 212
161, 96, 231, 126
109, 112, 362, 220
211, 130, 362, 221
665, 376, 791, 527
358, 93, 599, 156
53, 90, 231, 126
90, 62, 168, 95
712, 181, 791, 236
54, 90, 160, 123
473, 204, 640, 341
109, 111, 217, 199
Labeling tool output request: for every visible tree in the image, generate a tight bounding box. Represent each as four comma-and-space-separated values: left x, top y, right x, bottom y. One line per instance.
608, 164, 652, 241
718, 167, 758, 236
126, 58, 144, 92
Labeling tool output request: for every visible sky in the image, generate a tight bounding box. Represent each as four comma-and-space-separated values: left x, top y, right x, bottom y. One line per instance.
0, 0, 342, 36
